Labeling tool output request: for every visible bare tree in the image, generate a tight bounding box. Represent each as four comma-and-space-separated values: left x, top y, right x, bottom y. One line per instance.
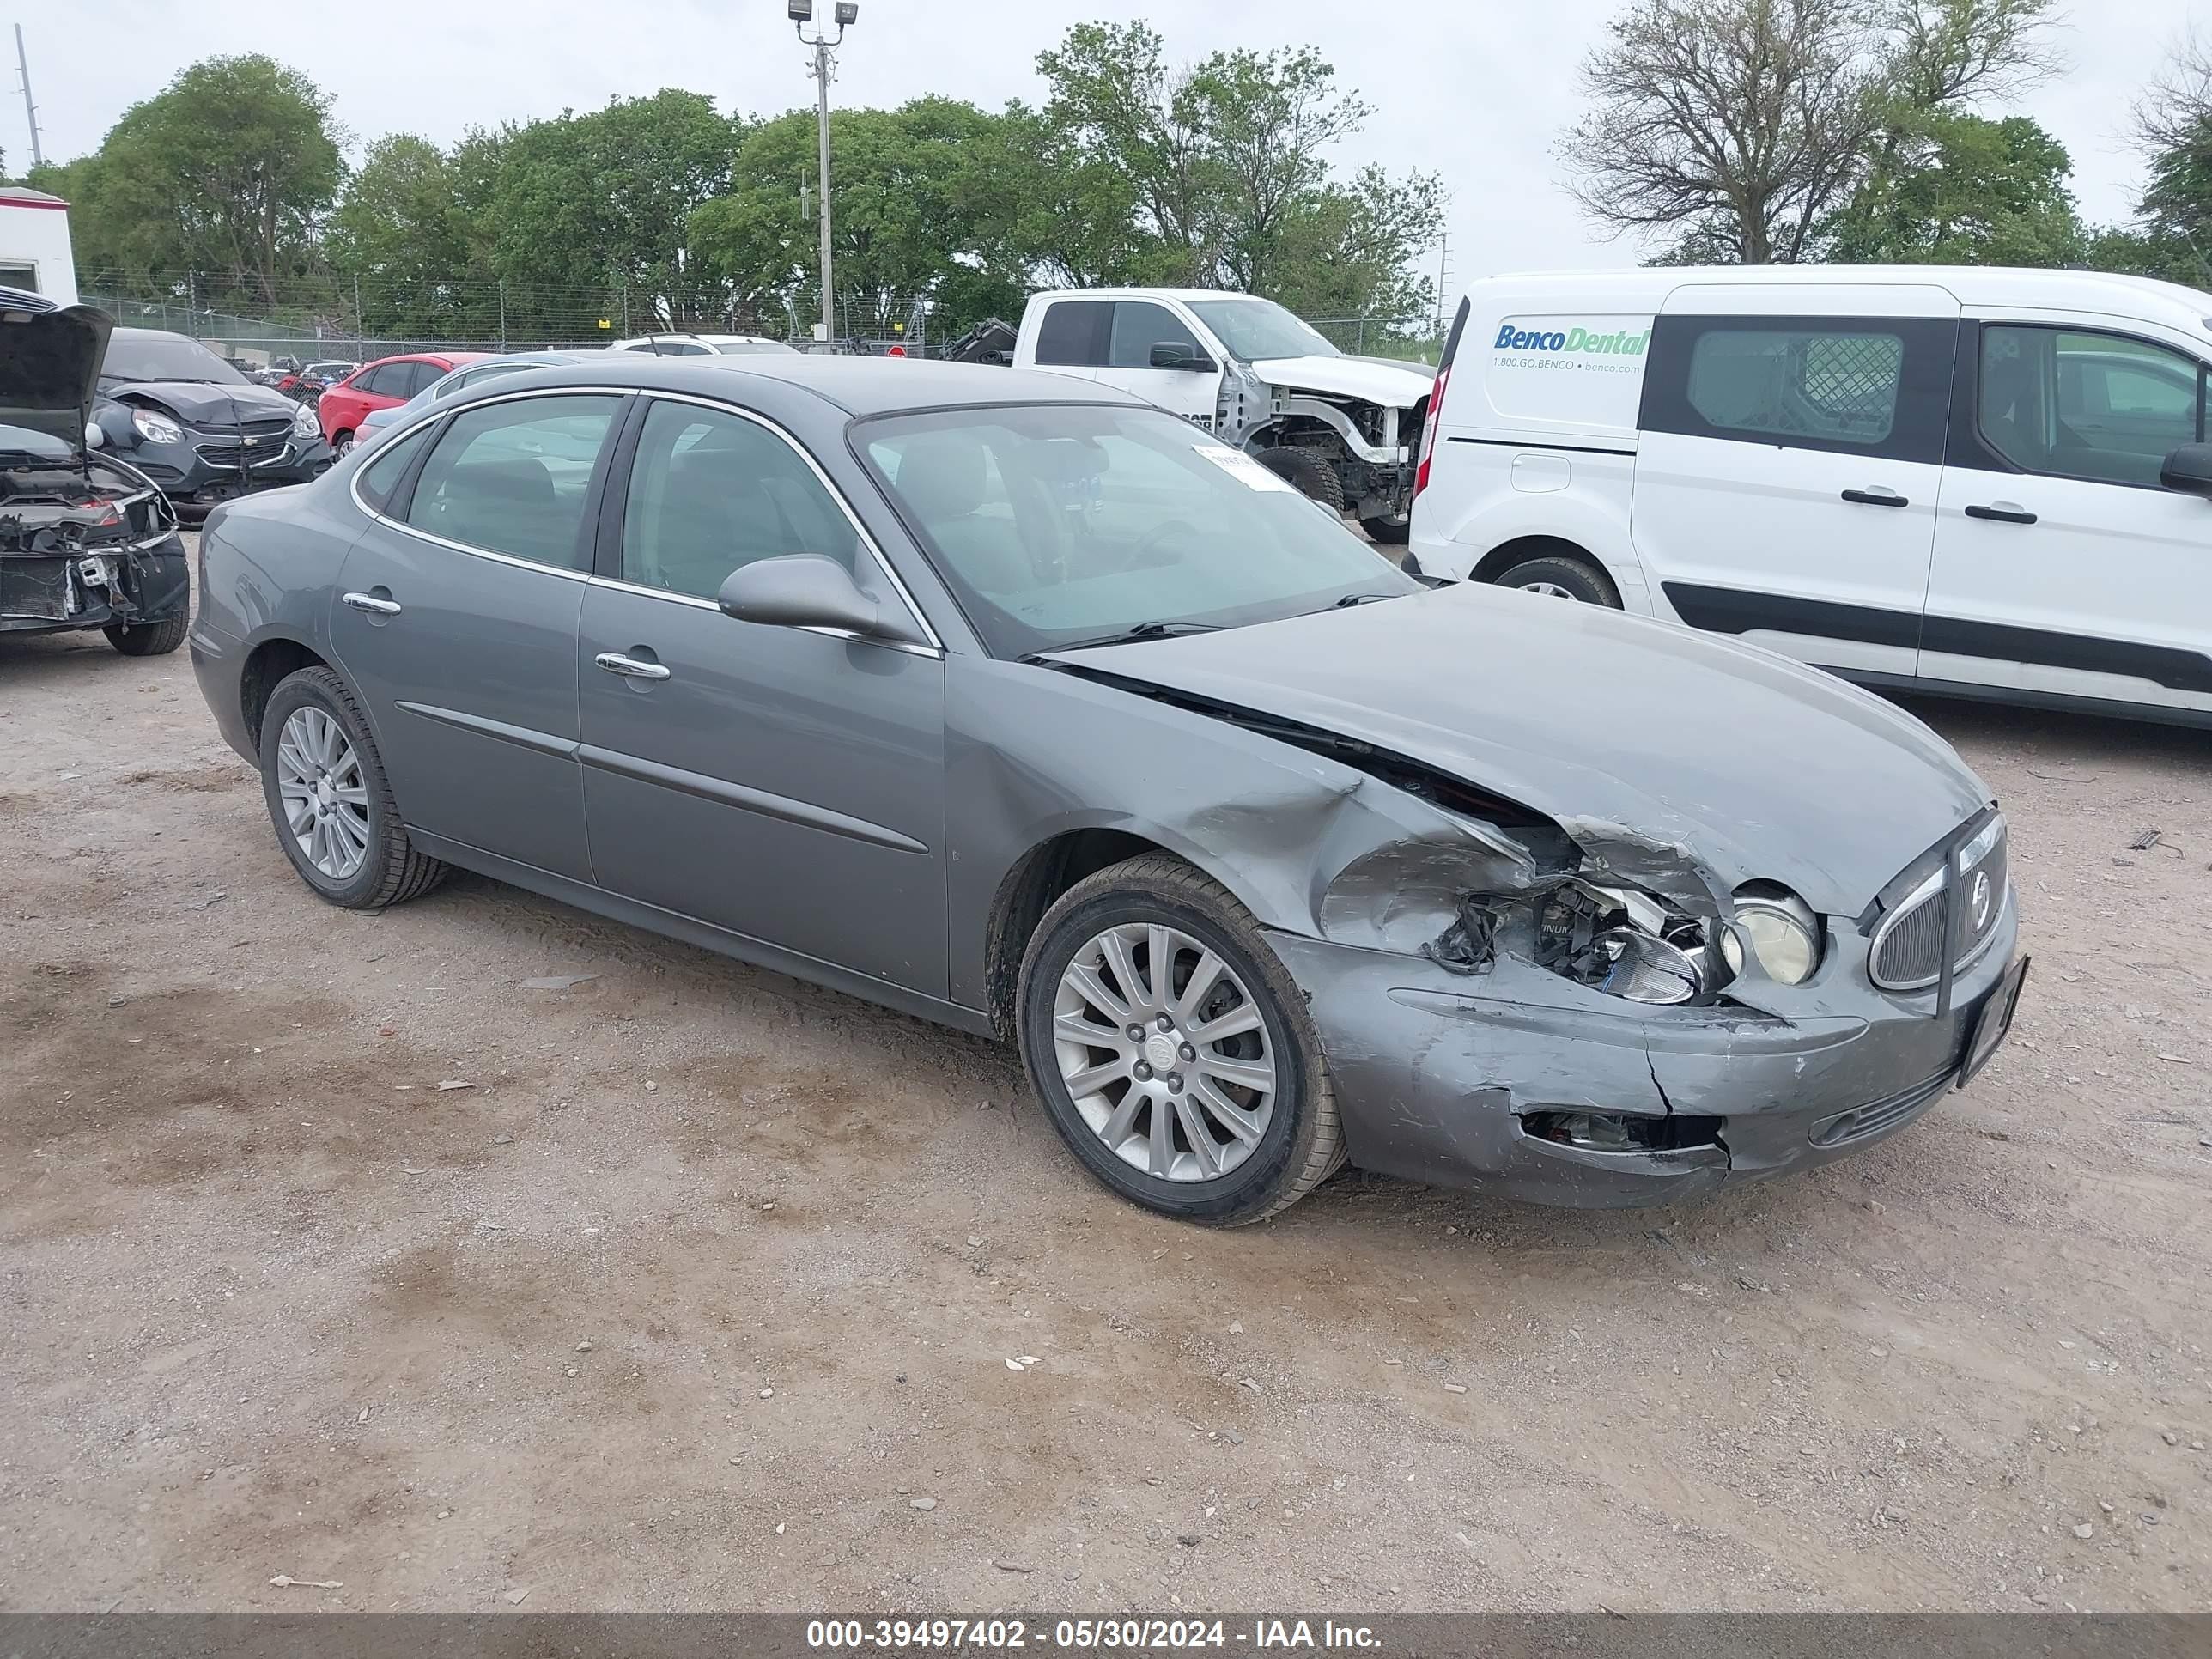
1884, 0, 2063, 109
1559, 0, 1887, 264
2133, 27, 2212, 156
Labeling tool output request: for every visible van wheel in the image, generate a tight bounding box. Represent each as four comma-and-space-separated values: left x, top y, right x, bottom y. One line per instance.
1492, 553, 1620, 607
1256, 447, 1346, 514
1017, 854, 1345, 1226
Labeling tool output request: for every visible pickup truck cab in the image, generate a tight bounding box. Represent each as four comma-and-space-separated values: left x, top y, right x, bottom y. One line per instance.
1012, 288, 1436, 542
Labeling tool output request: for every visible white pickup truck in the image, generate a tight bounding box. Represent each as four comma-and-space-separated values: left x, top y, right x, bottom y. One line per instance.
1006, 289, 1437, 543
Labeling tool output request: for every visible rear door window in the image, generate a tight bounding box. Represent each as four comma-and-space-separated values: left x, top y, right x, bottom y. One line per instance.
1641, 315, 1954, 463
403, 394, 622, 568
1033, 301, 1112, 368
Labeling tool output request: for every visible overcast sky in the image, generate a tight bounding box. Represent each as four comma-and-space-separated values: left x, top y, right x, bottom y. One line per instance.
22, 0, 2200, 295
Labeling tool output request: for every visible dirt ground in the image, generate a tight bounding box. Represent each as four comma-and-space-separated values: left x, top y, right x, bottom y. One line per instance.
3, 548, 2209, 1615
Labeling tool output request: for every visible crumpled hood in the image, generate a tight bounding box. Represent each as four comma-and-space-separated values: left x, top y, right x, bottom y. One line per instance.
1250, 353, 1435, 410
0, 302, 109, 450
100, 377, 299, 428
1053, 583, 1993, 916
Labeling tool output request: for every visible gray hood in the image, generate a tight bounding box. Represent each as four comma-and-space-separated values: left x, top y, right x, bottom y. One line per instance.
1053, 583, 1992, 916
0, 302, 108, 452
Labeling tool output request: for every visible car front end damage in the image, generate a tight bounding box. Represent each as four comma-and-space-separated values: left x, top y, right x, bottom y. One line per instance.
1271, 803, 2020, 1206
0, 456, 190, 641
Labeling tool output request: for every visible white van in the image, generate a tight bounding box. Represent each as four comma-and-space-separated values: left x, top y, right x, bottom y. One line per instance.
1408, 265, 2212, 726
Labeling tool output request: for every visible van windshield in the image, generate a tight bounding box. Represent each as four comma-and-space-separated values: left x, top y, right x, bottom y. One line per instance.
860, 402, 1413, 659
1187, 298, 1340, 362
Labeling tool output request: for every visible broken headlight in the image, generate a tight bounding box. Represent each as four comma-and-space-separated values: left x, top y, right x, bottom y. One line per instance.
132, 408, 184, 446
1720, 884, 1823, 986
1535, 880, 1727, 1006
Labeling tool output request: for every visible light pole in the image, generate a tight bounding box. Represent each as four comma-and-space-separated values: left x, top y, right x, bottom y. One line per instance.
789, 0, 857, 344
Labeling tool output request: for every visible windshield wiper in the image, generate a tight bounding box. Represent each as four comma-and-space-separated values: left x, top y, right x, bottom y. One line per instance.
1029, 619, 1221, 658
1332, 591, 1403, 607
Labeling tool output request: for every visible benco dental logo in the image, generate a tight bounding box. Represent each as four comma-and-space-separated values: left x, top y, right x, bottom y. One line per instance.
1494, 323, 1650, 356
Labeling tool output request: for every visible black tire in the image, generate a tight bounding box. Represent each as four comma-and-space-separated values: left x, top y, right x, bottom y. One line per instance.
1017, 853, 1346, 1226
1255, 447, 1346, 514
1491, 552, 1622, 607
105, 615, 188, 656
331, 430, 355, 459
258, 665, 447, 909
1361, 514, 1411, 545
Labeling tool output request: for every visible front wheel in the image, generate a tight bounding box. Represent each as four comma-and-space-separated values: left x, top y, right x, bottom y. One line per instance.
1492, 552, 1621, 607
258, 665, 447, 909
1255, 447, 1346, 514
1360, 513, 1411, 545
1017, 854, 1345, 1225
105, 615, 187, 656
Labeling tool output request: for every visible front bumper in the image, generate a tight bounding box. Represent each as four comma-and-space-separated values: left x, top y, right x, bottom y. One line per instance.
1272, 893, 2021, 1207
0, 536, 191, 639
115, 428, 331, 502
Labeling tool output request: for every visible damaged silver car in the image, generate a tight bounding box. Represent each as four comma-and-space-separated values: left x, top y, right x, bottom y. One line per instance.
1, 298, 191, 655
187, 357, 2026, 1224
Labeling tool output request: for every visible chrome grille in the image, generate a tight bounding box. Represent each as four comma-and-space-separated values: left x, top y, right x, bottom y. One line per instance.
1870, 817, 2008, 991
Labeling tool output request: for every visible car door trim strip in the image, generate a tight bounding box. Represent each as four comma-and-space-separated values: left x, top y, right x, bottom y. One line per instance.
394, 701, 580, 759
1662, 580, 2212, 693
575, 743, 930, 855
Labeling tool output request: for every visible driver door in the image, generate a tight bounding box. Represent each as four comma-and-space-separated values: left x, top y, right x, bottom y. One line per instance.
1091, 300, 1221, 431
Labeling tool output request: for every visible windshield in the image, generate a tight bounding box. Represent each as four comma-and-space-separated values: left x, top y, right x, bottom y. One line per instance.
860, 403, 1413, 659
1186, 298, 1340, 362
101, 331, 251, 386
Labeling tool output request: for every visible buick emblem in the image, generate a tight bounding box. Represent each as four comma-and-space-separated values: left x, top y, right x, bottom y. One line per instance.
1970, 869, 1992, 932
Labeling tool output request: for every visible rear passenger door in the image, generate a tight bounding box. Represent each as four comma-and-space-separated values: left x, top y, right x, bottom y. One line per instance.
1924, 318, 2212, 716
575, 394, 949, 997
1026, 298, 1112, 386
331, 389, 626, 879
1632, 286, 1958, 679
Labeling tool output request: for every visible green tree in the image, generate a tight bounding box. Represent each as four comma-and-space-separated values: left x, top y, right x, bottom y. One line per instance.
60, 54, 345, 307
326, 134, 490, 337
1826, 112, 2086, 265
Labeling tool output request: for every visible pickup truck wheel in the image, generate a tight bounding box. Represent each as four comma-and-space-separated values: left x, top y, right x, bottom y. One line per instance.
1492, 553, 1621, 607
1360, 513, 1411, 545
105, 616, 188, 656
1255, 447, 1346, 514
1018, 854, 1346, 1226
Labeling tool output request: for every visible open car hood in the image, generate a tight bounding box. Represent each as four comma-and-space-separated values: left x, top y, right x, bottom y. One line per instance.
0, 302, 109, 452
1249, 353, 1435, 410
1049, 583, 1991, 917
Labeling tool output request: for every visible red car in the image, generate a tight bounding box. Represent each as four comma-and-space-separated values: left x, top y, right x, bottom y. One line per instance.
317, 352, 489, 456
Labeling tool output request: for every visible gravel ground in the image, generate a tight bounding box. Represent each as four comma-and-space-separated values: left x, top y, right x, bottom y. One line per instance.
3, 548, 2209, 1613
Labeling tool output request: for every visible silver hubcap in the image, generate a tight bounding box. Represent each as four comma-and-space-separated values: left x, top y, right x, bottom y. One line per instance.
1053, 923, 1277, 1183
1521, 580, 1577, 599
276, 707, 371, 881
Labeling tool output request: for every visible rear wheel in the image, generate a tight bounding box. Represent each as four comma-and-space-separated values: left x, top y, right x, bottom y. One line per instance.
105, 615, 187, 656
1492, 552, 1621, 607
1255, 447, 1346, 514
1361, 513, 1411, 545
258, 665, 447, 909
1017, 854, 1344, 1225
331, 430, 355, 459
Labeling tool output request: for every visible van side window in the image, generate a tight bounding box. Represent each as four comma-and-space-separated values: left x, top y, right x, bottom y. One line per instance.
1979, 325, 2208, 488
1641, 315, 1954, 464
1034, 301, 1112, 367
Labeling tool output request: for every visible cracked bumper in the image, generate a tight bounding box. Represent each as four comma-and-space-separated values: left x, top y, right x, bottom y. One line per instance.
1269, 896, 2021, 1207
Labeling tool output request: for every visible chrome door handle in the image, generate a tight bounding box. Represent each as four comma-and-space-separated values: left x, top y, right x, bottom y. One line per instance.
595, 652, 671, 682
342, 591, 402, 616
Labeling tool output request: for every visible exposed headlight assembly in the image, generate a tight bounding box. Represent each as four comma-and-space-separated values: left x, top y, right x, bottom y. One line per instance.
1537, 879, 1724, 1006
131, 408, 184, 446
1721, 884, 1824, 986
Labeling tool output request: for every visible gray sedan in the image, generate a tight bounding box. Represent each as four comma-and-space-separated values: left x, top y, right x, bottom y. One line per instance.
187, 357, 2024, 1224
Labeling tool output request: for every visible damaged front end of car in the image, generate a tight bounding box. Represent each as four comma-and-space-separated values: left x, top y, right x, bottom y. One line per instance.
0, 298, 191, 640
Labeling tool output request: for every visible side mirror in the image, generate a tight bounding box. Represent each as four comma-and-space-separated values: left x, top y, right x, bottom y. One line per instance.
717, 555, 921, 644
2160, 442, 2212, 497
1149, 341, 1217, 373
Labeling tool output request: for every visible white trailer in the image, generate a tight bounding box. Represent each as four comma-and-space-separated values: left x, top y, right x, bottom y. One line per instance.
0, 185, 77, 306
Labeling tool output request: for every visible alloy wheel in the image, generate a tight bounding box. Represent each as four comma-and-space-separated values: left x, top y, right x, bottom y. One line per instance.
1052, 923, 1277, 1182
276, 706, 372, 881
1521, 580, 1577, 599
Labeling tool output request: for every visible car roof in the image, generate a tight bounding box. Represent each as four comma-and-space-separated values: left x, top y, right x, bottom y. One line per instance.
501, 355, 1142, 416
1034, 288, 1271, 305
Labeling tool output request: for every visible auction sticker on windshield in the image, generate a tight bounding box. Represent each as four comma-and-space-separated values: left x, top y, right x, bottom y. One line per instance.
1194, 444, 1297, 493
